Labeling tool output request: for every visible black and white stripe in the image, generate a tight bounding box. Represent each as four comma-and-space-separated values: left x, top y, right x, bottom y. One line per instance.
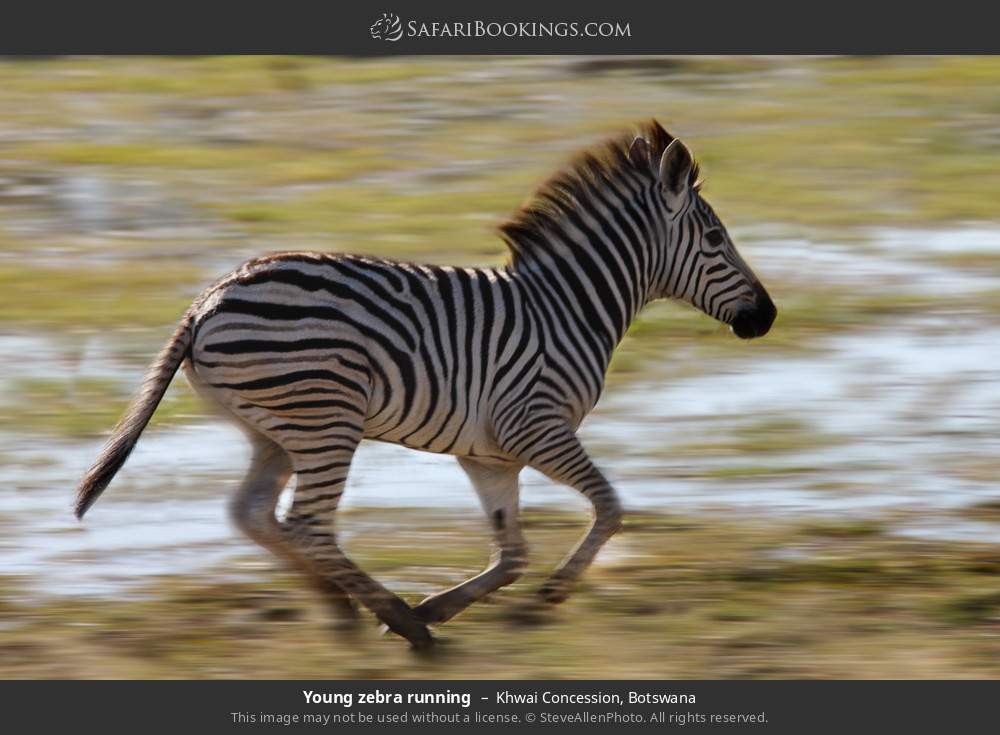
75, 120, 775, 648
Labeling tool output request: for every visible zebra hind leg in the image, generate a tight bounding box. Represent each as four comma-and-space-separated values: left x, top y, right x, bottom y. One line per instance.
412, 458, 527, 624
182, 360, 360, 627
280, 422, 434, 649
229, 433, 359, 627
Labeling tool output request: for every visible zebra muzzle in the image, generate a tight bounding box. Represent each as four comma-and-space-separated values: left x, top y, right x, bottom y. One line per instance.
731, 283, 776, 339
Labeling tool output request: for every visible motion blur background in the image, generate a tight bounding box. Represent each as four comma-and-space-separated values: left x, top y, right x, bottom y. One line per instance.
1, 56, 999, 678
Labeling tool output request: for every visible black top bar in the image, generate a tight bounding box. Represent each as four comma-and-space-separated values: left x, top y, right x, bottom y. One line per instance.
2, 1, 999, 55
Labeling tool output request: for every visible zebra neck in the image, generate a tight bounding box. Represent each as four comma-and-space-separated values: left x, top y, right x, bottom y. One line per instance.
511, 251, 652, 375
504, 199, 662, 353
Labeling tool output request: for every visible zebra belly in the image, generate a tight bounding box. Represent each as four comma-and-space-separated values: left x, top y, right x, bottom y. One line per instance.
362, 377, 495, 457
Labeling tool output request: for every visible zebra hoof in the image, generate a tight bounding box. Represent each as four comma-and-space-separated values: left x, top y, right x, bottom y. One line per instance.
537, 582, 570, 606
377, 620, 435, 649
408, 633, 437, 653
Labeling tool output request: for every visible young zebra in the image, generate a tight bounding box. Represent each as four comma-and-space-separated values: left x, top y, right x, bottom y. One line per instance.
74, 120, 775, 648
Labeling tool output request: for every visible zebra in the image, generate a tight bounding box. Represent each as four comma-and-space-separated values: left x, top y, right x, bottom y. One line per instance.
74, 120, 775, 649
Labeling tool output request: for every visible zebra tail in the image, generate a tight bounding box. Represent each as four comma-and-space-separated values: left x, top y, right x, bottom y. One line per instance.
74, 314, 193, 520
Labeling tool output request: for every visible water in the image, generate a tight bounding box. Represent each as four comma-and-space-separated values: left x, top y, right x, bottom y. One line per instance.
1, 225, 998, 596
739, 224, 1000, 295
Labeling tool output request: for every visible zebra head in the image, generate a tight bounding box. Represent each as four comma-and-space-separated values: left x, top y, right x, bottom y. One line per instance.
640, 130, 776, 339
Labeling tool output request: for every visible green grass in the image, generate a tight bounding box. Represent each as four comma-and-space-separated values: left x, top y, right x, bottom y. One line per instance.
671, 416, 847, 457
3, 56, 1000, 234
0, 56, 447, 96
0, 57, 996, 680
3, 509, 1000, 678
919, 250, 1000, 272
19, 142, 392, 187
215, 183, 515, 264
0, 263, 201, 330
0, 376, 205, 438
0, 55, 997, 343
607, 283, 953, 380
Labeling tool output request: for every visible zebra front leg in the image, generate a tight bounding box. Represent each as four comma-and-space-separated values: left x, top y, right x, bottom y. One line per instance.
412, 458, 528, 624
229, 434, 358, 626
282, 433, 433, 649
516, 426, 623, 606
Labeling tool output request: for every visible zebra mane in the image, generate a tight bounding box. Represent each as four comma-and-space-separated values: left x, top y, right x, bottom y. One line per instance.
499, 119, 700, 266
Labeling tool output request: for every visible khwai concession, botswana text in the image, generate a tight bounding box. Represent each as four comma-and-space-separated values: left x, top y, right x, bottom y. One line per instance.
496, 690, 695, 704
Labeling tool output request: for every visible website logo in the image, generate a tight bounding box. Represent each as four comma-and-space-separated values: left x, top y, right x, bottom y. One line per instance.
368, 15, 631, 43
370, 12, 403, 42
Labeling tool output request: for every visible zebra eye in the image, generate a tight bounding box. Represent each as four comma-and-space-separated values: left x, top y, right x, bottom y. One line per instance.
705, 229, 725, 247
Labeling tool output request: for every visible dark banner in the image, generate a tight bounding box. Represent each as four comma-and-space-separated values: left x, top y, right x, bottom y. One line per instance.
1, 1, 999, 54
1, 680, 997, 733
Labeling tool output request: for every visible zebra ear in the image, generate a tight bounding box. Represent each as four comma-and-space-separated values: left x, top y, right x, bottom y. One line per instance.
628, 137, 652, 170
658, 138, 694, 211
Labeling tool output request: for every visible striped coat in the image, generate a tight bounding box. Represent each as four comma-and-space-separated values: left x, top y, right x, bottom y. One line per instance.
75, 120, 775, 648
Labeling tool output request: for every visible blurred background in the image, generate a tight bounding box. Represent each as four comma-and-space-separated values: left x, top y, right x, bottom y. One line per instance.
0, 56, 999, 678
